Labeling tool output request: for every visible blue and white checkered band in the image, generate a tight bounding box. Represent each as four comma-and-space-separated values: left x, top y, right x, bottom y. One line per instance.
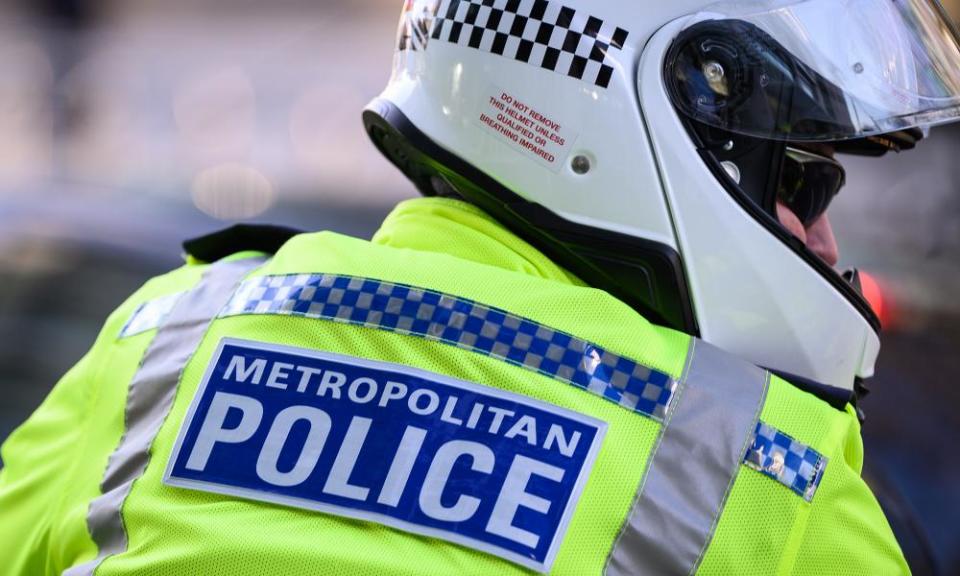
219, 274, 678, 421
743, 421, 827, 502
422, 0, 630, 89
119, 291, 185, 338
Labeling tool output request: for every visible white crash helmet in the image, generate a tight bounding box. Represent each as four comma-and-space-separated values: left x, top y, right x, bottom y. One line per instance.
364, 0, 960, 393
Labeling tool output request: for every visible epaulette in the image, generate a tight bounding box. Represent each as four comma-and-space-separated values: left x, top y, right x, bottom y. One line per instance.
769, 368, 856, 414
183, 224, 304, 263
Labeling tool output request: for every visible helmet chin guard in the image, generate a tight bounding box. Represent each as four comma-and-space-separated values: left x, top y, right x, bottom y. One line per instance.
367, 0, 960, 391
640, 18, 880, 390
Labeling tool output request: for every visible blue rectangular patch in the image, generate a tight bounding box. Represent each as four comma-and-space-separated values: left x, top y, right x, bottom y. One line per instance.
165, 338, 606, 572
743, 421, 827, 502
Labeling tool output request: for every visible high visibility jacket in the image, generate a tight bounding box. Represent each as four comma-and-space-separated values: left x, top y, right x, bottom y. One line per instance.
0, 197, 908, 575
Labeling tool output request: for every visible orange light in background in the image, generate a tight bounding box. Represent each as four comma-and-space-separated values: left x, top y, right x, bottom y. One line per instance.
859, 271, 893, 329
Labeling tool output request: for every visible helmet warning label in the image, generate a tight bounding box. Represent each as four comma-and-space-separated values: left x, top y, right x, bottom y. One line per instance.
476, 86, 578, 171
165, 339, 605, 573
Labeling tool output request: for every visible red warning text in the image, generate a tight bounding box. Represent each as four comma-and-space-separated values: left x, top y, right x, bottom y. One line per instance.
475, 88, 576, 170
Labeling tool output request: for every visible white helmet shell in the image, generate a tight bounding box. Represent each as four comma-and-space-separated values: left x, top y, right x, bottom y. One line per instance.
367, 0, 960, 391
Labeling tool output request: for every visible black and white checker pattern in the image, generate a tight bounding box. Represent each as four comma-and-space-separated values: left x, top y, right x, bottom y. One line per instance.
398, 0, 441, 51
428, 0, 629, 88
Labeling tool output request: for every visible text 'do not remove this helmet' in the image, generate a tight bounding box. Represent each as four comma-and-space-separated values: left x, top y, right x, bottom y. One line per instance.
364, 0, 960, 392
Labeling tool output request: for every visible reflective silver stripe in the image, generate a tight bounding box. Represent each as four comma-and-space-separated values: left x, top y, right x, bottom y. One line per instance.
606, 340, 770, 576
118, 291, 186, 338
65, 257, 265, 576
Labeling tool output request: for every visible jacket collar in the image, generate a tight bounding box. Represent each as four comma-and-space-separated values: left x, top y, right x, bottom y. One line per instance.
372, 197, 584, 286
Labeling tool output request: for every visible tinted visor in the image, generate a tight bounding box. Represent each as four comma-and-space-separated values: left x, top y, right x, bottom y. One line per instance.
667, 0, 960, 142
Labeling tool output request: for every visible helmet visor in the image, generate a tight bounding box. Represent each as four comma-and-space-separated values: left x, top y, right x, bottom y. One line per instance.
666, 0, 960, 141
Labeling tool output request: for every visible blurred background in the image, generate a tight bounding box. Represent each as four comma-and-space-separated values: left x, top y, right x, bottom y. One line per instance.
0, 0, 958, 573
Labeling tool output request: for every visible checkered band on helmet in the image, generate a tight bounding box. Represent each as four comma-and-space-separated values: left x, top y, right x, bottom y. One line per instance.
410, 0, 630, 88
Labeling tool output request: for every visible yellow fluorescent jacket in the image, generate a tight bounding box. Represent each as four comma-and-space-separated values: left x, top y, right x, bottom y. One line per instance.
0, 197, 908, 575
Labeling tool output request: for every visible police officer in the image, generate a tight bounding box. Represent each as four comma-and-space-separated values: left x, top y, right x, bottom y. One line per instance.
3, 0, 960, 574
